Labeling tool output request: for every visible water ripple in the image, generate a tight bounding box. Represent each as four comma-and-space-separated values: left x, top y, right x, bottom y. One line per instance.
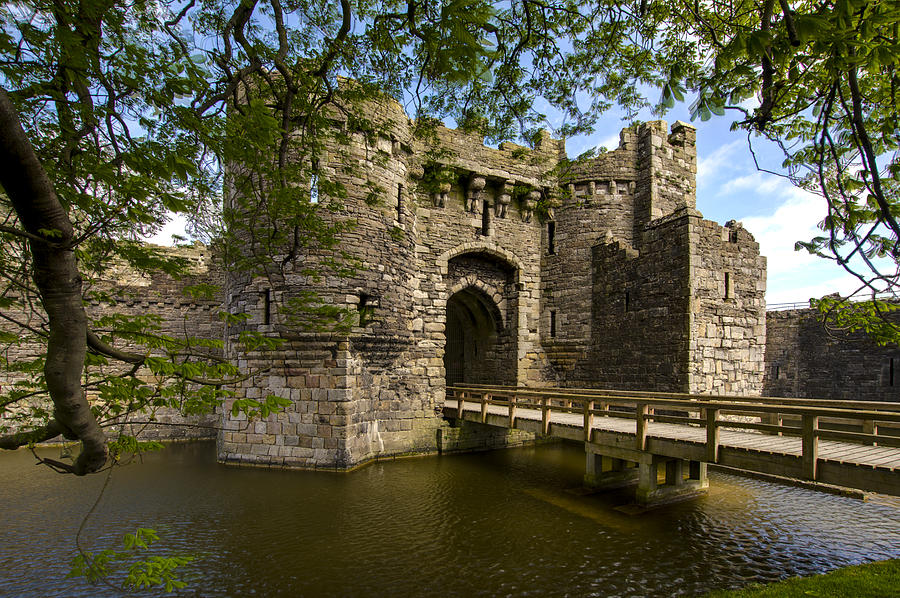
1, 442, 898, 597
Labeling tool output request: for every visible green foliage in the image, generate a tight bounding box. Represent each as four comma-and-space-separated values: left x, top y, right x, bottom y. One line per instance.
108, 436, 165, 461
389, 226, 405, 243
283, 291, 357, 333
419, 160, 457, 197
230, 395, 292, 420
812, 295, 900, 346
647, 0, 900, 342
68, 527, 194, 592
706, 558, 900, 598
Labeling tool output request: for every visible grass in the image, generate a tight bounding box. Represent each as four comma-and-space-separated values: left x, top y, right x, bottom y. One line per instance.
706, 559, 900, 597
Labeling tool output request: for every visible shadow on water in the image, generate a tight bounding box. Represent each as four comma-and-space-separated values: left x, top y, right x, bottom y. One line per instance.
1, 441, 898, 597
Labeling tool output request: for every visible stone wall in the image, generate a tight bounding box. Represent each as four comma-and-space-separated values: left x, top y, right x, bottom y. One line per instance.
687, 219, 767, 394
542, 121, 701, 382
764, 308, 900, 402
570, 213, 690, 390
218, 102, 772, 469
219, 95, 556, 469
542, 122, 765, 395
0, 243, 223, 441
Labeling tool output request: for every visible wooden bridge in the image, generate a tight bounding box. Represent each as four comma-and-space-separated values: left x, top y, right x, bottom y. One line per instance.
444, 385, 900, 504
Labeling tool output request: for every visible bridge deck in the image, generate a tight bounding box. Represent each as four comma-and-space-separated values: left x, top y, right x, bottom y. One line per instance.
444, 394, 900, 496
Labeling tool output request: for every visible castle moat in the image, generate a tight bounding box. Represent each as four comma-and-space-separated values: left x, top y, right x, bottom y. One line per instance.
3, 441, 898, 597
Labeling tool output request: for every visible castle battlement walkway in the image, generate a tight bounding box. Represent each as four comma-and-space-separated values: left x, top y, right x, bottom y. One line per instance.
444, 385, 900, 504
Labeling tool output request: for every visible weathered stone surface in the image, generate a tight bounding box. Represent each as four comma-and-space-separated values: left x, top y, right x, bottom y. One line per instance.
217, 103, 769, 469
764, 307, 900, 401
1, 101, 783, 468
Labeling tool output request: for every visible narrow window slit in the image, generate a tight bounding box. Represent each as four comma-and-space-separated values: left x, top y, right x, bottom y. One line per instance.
310, 173, 319, 204
261, 289, 271, 325
547, 221, 556, 255
549, 310, 557, 338
358, 293, 376, 326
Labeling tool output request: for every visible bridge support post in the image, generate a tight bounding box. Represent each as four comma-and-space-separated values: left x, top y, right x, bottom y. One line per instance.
689, 460, 707, 483
583, 445, 638, 490
636, 456, 709, 507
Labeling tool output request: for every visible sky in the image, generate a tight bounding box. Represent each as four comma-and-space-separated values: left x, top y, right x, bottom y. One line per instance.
148, 102, 865, 307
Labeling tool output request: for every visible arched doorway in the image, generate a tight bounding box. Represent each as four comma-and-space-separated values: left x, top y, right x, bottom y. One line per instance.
444, 286, 515, 387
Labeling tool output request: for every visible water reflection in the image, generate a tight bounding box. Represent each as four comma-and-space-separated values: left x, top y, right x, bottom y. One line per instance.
2, 441, 898, 597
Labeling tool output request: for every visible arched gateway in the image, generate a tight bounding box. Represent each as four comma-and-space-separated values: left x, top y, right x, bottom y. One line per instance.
443, 252, 519, 388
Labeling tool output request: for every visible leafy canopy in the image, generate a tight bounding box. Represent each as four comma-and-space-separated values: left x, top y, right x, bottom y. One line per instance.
659, 0, 900, 337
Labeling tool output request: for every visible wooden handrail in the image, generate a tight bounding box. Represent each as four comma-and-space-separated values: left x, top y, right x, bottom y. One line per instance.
447, 387, 900, 423
450, 383, 900, 412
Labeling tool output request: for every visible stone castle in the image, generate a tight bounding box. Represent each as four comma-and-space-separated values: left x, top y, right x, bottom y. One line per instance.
5, 98, 897, 468
218, 98, 768, 470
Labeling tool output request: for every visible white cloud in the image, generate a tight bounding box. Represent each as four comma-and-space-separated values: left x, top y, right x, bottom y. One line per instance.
697, 139, 743, 186
718, 171, 784, 196
741, 183, 823, 276
145, 213, 189, 246
734, 180, 852, 305
595, 133, 621, 152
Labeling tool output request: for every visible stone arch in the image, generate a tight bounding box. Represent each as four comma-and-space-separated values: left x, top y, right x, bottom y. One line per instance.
445, 286, 514, 386
447, 276, 506, 331
441, 248, 520, 388
436, 241, 525, 277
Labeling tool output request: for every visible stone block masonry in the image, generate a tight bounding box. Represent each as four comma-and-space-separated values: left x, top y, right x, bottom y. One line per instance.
765, 307, 900, 402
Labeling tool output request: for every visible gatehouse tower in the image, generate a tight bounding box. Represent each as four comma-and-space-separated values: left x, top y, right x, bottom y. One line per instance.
218, 97, 767, 469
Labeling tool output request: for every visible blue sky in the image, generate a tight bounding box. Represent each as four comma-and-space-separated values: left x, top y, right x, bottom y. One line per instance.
149, 103, 860, 306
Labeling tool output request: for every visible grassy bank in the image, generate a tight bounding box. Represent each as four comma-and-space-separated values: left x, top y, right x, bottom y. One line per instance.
706, 559, 899, 597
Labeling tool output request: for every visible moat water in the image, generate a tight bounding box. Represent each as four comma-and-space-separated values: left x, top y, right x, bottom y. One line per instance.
2, 441, 898, 597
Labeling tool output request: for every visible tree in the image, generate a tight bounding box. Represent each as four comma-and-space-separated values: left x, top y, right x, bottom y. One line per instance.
655, 0, 900, 339
0, 2, 688, 470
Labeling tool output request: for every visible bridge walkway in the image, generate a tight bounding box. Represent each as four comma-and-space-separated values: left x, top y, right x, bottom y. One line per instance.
444, 386, 900, 504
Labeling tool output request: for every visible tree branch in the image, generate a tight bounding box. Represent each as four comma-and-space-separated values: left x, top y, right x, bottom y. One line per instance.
0, 86, 108, 475
86, 329, 145, 364
0, 418, 66, 450
312, 0, 352, 79
845, 60, 900, 251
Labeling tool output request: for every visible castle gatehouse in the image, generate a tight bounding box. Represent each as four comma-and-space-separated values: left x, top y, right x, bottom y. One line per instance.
218, 100, 767, 469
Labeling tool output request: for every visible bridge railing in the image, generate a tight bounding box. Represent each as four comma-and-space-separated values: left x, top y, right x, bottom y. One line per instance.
446, 385, 900, 482
449, 383, 900, 438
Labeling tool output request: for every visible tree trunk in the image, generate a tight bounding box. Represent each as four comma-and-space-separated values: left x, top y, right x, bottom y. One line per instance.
0, 87, 107, 474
